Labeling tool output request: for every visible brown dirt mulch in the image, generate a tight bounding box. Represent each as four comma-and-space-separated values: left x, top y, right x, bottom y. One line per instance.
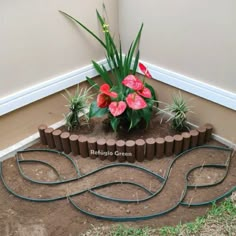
63, 116, 185, 140
0, 119, 235, 236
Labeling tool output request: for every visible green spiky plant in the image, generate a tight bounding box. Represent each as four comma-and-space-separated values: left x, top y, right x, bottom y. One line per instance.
160, 93, 192, 132
62, 86, 94, 131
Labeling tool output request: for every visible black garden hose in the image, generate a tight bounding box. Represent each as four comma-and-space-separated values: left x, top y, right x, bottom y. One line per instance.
0, 145, 235, 222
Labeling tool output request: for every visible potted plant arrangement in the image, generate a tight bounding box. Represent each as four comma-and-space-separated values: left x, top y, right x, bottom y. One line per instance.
36, 7, 212, 162
57, 5, 206, 161
60, 9, 157, 132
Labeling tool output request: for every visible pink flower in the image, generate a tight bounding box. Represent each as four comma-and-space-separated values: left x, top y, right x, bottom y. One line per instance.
126, 93, 147, 110
122, 75, 144, 91
137, 87, 152, 98
109, 101, 127, 116
139, 62, 152, 78
100, 84, 118, 98
97, 93, 111, 108
122, 74, 152, 99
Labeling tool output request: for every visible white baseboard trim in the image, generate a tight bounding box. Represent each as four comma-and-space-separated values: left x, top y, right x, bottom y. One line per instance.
138, 60, 236, 111
161, 112, 236, 148
212, 134, 236, 149
0, 59, 108, 116
1, 58, 235, 116
0, 120, 65, 162
186, 121, 235, 148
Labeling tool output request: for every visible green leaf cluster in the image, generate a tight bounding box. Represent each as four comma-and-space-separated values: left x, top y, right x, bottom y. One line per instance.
159, 92, 191, 132
62, 85, 94, 131
60, 10, 142, 88
60, 8, 157, 132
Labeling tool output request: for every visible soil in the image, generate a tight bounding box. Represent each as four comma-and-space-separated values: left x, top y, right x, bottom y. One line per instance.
0, 118, 235, 236
63, 116, 183, 140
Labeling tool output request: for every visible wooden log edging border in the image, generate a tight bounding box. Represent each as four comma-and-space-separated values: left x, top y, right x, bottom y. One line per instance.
38, 124, 213, 162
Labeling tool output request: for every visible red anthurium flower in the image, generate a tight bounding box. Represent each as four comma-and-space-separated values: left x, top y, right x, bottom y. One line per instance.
109, 101, 127, 117
139, 62, 152, 78
122, 75, 144, 91
97, 93, 111, 108
137, 87, 152, 98
126, 93, 147, 110
100, 84, 118, 98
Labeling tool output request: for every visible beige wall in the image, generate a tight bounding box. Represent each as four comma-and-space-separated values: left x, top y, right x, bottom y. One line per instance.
119, 0, 236, 92
119, 0, 236, 142
0, 0, 118, 98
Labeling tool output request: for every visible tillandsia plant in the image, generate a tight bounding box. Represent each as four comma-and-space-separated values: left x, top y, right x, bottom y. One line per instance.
62, 86, 94, 131
160, 93, 192, 132
60, 7, 157, 131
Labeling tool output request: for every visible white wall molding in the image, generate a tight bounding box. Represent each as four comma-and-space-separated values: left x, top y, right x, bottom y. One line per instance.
186, 120, 236, 148
138, 60, 236, 111
0, 120, 65, 161
0, 59, 108, 116
160, 112, 236, 147
1, 58, 235, 116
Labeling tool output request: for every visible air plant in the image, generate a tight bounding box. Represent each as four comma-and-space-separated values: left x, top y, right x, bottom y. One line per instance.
63, 86, 95, 131
159, 93, 192, 132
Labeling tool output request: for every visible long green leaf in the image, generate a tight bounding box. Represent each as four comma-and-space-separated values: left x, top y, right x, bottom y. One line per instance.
106, 55, 115, 73
106, 55, 120, 84
96, 11, 119, 59
96, 9, 106, 26
131, 50, 140, 74
59, 10, 106, 49
103, 33, 119, 80
145, 83, 157, 101
86, 76, 99, 90
127, 23, 143, 71
92, 61, 113, 86
89, 101, 108, 118
96, 10, 122, 78
102, 65, 113, 86
96, 10, 119, 61
110, 116, 120, 132
139, 108, 152, 126
127, 110, 141, 130
119, 40, 124, 78
126, 41, 133, 64
123, 55, 129, 76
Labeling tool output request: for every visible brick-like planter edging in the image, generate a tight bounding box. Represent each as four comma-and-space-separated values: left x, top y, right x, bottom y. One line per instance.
37, 124, 213, 162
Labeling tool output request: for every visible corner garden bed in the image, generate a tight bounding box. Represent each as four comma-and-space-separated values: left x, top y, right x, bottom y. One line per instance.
0, 7, 235, 236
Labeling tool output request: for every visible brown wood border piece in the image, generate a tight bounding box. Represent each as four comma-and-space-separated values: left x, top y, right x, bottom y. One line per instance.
38, 123, 213, 162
